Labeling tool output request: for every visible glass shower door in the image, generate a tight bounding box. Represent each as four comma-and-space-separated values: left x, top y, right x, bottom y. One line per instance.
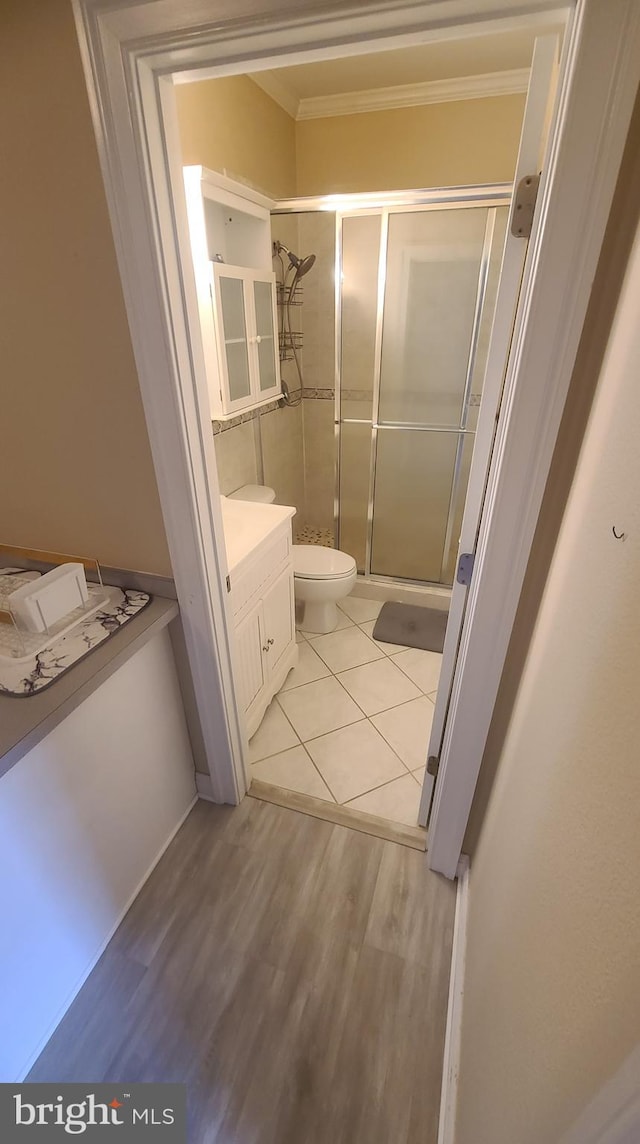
370, 205, 508, 584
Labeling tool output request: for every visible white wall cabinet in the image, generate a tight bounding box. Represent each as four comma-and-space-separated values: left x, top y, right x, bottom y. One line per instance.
228, 520, 297, 738
183, 165, 282, 421
211, 265, 280, 416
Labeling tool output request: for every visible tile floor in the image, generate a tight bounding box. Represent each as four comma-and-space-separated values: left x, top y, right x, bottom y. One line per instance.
249, 597, 442, 828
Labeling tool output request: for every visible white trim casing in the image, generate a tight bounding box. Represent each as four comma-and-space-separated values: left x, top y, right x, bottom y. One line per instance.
437, 855, 470, 1144
195, 772, 215, 801
427, 0, 640, 877
72, 4, 250, 805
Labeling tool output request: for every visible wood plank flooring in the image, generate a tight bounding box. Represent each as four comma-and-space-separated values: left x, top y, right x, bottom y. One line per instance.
28, 797, 456, 1144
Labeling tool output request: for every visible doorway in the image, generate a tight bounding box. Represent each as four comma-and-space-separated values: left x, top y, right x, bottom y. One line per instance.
75, 0, 640, 877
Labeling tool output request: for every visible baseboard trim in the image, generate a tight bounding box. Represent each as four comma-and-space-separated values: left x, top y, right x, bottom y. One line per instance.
438, 853, 470, 1144
19, 793, 198, 1081
248, 779, 426, 850
195, 770, 215, 801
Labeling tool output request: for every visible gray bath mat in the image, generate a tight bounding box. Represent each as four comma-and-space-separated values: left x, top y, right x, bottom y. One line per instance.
373, 601, 448, 653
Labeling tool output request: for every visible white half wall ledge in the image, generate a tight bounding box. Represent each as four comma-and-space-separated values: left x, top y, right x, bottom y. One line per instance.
0, 629, 197, 1081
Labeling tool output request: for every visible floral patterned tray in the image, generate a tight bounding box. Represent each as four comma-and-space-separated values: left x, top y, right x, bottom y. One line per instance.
0, 570, 151, 697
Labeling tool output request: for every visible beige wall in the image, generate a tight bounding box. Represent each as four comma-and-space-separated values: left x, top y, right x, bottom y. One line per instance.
1, 0, 170, 575
455, 214, 640, 1142
296, 95, 525, 195
175, 76, 297, 199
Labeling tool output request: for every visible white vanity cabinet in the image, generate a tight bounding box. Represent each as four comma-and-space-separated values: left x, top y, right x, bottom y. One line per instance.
227, 515, 297, 738
183, 165, 282, 421
211, 265, 280, 416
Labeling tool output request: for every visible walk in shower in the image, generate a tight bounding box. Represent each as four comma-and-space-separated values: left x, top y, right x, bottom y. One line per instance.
273, 187, 510, 587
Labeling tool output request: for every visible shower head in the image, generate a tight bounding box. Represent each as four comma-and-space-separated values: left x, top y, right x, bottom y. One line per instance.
274, 241, 316, 278
294, 253, 316, 278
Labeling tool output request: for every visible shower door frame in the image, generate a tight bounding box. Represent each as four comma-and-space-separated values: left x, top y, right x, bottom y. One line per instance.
273, 186, 512, 589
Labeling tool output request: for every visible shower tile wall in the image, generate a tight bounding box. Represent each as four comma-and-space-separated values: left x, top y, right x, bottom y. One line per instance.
261, 402, 305, 520
214, 420, 258, 495
212, 404, 305, 523
301, 397, 334, 531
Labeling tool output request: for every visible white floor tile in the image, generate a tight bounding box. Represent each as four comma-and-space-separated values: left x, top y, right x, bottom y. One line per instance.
251, 746, 334, 802
345, 773, 423, 828
336, 658, 422, 716
391, 647, 443, 694
277, 676, 364, 742
305, 720, 405, 804
338, 596, 384, 624
359, 619, 411, 655
309, 625, 385, 674
279, 640, 331, 692
248, 699, 299, 763
295, 629, 308, 644
412, 764, 426, 784
371, 696, 434, 770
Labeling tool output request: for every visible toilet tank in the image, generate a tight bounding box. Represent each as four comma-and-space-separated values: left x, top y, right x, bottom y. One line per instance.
227, 484, 276, 504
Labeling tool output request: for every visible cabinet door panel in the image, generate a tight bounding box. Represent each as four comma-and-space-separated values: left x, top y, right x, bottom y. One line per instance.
233, 608, 266, 712
261, 566, 294, 675
218, 274, 252, 405
253, 278, 279, 396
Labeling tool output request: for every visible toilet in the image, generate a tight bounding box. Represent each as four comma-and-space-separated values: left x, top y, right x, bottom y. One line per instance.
227, 484, 357, 635
292, 545, 357, 634
227, 484, 277, 504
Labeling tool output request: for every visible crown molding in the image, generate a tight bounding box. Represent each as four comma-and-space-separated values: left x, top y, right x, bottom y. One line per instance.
297, 68, 529, 119
251, 67, 529, 121
249, 69, 300, 118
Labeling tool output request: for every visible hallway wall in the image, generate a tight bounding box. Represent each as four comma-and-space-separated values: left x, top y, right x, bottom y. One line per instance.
455, 205, 640, 1142
1, 0, 170, 574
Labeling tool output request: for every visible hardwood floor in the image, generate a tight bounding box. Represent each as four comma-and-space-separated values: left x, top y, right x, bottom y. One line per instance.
28, 797, 456, 1144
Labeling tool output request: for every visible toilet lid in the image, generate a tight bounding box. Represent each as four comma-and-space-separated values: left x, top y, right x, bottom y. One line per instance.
293, 545, 356, 579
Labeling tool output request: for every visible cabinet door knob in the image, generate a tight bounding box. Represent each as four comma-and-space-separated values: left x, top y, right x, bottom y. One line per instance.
262, 644, 270, 653
267, 637, 274, 646
255, 335, 262, 344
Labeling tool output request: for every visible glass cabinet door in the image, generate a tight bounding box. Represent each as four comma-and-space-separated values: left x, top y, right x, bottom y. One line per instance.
252, 277, 279, 396
216, 271, 252, 408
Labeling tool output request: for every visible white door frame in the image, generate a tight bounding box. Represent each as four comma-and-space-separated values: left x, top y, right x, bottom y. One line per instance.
73, 0, 640, 868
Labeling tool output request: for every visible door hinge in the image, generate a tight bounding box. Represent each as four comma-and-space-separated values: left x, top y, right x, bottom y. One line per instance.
511, 173, 541, 238
456, 552, 475, 586
226, 575, 231, 593
427, 756, 439, 778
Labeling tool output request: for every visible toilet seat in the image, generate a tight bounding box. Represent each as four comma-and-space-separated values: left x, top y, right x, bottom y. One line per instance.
293, 545, 356, 580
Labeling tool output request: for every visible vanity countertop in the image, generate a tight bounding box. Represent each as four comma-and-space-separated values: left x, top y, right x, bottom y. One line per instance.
220, 496, 296, 575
